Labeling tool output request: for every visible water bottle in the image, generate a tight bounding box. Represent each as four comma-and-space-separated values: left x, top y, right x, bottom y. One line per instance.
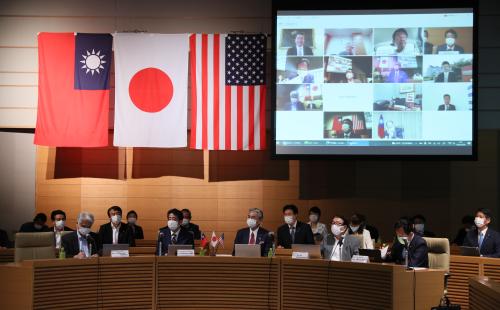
59, 246, 66, 259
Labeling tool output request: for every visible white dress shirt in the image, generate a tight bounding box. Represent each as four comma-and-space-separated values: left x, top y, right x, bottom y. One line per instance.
248, 227, 260, 244
112, 223, 121, 244
77, 231, 90, 257
330, 237, 343, 261
296, 45, 303, 56
54, 227, 62, 249
478, 227, 488, 247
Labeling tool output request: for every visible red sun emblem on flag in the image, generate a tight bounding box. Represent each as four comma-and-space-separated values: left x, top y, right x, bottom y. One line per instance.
129, 67, 173, 113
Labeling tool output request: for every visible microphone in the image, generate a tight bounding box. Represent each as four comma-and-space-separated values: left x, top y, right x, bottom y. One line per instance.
157, 231, 164, 257
85, 234, 94, 256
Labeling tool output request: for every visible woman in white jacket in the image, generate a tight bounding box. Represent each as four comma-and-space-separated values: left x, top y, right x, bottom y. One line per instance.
348, 213, 374, 249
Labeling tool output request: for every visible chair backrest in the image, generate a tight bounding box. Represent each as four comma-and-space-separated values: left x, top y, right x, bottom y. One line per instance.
423, 237, 450, 272
15, 232, 56, 262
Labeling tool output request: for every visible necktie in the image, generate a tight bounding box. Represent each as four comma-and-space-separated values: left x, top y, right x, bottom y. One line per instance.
172, 233, 177, 244
290, 227, 295, 244
249, 232, 255, 245
479, 232, 484, 249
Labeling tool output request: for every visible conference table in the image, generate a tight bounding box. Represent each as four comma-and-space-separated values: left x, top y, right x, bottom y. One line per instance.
448, 255, 500, 309
0, 255, 444, 310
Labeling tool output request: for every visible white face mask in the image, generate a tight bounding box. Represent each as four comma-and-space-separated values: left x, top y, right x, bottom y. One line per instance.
309, 214, 319, 223
284, 216, 295, 225
331, 224, 344, 236
182, 218, 190, 226
111, 215, 121, 224
349, 225, 359, 233
445, 37, 455, 46
55, 220, 65, 229
247, 218, 257, 229
127, 217, 136, 225
414, 224, 425, 233
474, 217, 485, 227
346, 73, 354, 80
78, 227, 91, 236
168, 220, 179, 231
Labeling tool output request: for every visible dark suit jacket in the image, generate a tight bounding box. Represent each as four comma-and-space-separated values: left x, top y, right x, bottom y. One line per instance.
286, 46, 313, 56
435, 72, 458, 82
408, 234, 429, 268
386, 69, 409, 83
0, 229, 11, 248
335, 131, 361, 139
463, 228, 500, 258
438, 104, 456, 111
424, 42, 434, 54
61, 231, 100, 257
19, 222, 50, 233
129, 224, 144, 240
157, 226, 195, 255
277, 221, 315, 249
436, 44, 465, 54
98, 222, 135, 249
182, 222, 201, 240
283, 101, 305, 111
232, 227, 272, 257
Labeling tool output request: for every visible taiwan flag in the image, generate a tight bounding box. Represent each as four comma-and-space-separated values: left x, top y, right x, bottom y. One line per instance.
378, 114, 385, 139
34, 33, 112, 146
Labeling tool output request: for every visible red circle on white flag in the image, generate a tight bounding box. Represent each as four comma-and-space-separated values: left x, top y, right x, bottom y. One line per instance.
129, 67, 173, 113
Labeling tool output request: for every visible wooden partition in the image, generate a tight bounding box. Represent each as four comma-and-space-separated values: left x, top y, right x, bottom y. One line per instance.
0, 256, 445, 310
469, 276, 500, 310
448, 255, 500, 309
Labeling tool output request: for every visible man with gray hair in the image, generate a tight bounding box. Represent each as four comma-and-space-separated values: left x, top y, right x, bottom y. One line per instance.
232, 208, 272, 257
61, 212, 100, 258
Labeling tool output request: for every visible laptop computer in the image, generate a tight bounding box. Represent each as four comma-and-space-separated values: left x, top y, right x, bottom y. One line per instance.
102, 244, 129, 257
291, 244, 321, 259
234, 244, 261, 257
459, 246, 480, 257
167, 244, 193, 256
359, 249, 383, 263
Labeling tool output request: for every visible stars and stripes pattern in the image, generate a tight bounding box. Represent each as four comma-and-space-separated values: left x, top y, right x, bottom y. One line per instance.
352, 114, 365, 131
190, 34, 267, 150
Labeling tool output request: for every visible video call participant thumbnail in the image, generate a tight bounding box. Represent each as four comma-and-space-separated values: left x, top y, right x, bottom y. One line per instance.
287, 32, 313, 56
436, 29, 465, 54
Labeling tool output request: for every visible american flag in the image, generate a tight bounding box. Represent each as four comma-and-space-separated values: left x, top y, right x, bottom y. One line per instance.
217, 233, 225, 249
189, 34, 267, 150
352, 114, 365, 131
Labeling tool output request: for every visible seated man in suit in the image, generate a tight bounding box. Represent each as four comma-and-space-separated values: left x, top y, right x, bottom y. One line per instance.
386, 62, 409, 83
277, 204, 314, 249
435, 61, 458, 83
388, 218, 429, 268
233, 208, 272, 257
181, 208, 201, 240
286, 32, 313, 56
98, 206, 135, 249
19, 213, 50, 233
50, 209, 74, 249
336, 118, 360, 139
411, 214, 436, 237
436, 29, 465, 54
158, 208, 195, 256
61, 212, 100, 258
322, 215, 360, 261
438, 94, 456, 111
463, 208, 500, 258
126, 210, 144, 240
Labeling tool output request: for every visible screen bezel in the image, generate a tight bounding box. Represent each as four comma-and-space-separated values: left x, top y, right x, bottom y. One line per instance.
271, 0, 478, 160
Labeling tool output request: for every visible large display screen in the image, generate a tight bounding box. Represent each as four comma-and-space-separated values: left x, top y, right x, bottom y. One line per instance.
273, 3, 476, 157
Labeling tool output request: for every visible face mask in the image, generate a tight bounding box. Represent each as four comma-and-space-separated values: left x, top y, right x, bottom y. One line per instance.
247, 218, 257, 229
331, 224, 344, 236
55, 220, 65, 229
168, 220, 179, 231
414, 224, 425, 233
350, 225, 359, 233
474, 217, 485, 227
111, 215, 121, 224
397, 235, 408, 245
445, 37, 455, 46
346, 73, 354, 79
78, 227, 91, 236
309, 214, 318, 223
182, 218, 190, 226
34, 224, 43, 230
127, 217, 136, 225
284, 216, 295, 225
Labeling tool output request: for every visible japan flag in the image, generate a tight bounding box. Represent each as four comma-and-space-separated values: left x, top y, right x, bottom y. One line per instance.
113, 33, 189, 147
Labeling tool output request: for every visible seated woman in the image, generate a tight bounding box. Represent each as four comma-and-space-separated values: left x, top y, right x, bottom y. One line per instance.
348, 213, 374, 249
